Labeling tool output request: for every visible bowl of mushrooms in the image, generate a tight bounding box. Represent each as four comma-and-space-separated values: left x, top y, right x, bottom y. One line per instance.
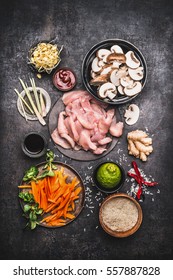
82, 39, 147, 105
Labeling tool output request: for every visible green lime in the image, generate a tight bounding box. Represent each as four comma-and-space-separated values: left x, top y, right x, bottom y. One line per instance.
96, 163, 122, 189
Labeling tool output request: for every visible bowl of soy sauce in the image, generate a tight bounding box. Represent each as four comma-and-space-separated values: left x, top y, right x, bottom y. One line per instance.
22, 132, 47, 158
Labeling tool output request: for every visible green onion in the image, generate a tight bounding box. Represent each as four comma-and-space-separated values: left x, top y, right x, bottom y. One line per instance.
19, 79, 46, 126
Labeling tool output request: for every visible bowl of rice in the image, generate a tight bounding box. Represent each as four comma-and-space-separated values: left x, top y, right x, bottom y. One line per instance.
99, 193, 143, 237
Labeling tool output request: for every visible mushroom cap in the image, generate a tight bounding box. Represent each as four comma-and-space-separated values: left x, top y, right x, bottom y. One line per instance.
91, 57, 102, 72
124, 81, 142, 96
125, 51, 140, 69
120, 75, 134, 87
110, 68, 127, 86
111, 45, 124, 54
96, 49, 111, 60
98, 82, 116, 99
124, 104, 140, 125
118, 85, 125, 95
107, 89, 117, 100
100, 65, 113, 76
128, 66, 144, 81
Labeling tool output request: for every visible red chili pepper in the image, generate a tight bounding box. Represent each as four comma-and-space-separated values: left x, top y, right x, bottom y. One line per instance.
128, 161, 158, 200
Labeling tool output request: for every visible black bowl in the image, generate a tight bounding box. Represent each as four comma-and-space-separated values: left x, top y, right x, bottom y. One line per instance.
93, 161, 125, 194
82, 39, 147, 105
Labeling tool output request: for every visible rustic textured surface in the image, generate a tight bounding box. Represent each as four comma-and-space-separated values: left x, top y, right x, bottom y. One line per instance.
0, 0, 173, 260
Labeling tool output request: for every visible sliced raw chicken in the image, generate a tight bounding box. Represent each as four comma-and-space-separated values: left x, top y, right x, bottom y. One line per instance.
51, 129, 71, 149
78, 129, 97, 151
62, 90, 88, 105
98, 137, 112, 145
93, 146, 107, 154
52, 90, 123, 155
109, 121, 124, 137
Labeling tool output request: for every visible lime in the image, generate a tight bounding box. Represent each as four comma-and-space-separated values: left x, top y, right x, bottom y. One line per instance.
96, 163, 122, 189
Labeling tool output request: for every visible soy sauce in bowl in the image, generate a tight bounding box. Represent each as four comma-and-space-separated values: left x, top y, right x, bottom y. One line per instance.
22, 132, 47, 158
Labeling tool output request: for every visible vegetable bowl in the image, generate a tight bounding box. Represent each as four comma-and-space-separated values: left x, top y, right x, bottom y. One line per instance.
18, 159, 85, 229
82, 39, 147, 105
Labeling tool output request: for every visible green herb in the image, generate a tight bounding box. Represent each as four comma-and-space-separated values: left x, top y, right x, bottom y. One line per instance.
37, 150, 57, 179
23, 166, 39, 182
19, 192, 43, 230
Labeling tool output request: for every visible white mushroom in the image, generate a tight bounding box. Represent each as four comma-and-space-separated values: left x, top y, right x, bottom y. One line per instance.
107, 89, 117, 100
100, 65, 113, 75
91, 57, 102, 73
111, 45, 124, 54
124, 104, 140, 125
128, 66, 144, 81
110, 68, 127, 86
124, 81, 142, 96
118, 85, 125, 95
90, 70, 97, 79
97, 49, 111, 63
125, 51, 140, 69
98, 82, 116, 99
98, 60, 105, 67
120, 75, 134, 87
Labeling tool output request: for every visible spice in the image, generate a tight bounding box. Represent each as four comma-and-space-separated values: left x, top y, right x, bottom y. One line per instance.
128, 161, 158, 200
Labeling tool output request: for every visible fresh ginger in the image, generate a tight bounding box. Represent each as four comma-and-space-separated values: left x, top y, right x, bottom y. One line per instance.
127, 130, 153, 161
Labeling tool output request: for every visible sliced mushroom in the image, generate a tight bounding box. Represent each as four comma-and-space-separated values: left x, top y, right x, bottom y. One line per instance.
96, 49, 111, 62
98, 60, 105, 67
90, 74, 108, 86
111, 45, 124, 54
90, 70, 97, 79
118, 85, 125, 95
125, 51, 140, 69
128, 66, 144, 81
110, 68, 127, 86
106, 53, 126, 64
120, 75, 134, 87
100, 65, 113, 75
124, 81, 142, 96
91, 57, 102, 72
98, 82, 116, 99
107, 89, 117, 100
124, 104, 140, 125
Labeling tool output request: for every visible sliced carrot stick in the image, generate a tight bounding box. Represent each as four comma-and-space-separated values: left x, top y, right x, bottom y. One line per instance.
18, 185, 32, 189
66, 213, 75, 220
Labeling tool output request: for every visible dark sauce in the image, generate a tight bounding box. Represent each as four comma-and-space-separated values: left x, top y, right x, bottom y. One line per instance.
24, 133, 45, 154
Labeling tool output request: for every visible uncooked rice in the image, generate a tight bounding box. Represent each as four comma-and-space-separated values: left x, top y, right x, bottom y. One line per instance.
102, 197, 138, 232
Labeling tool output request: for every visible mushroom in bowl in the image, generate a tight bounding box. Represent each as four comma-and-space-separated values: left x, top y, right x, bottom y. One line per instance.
82, 39, 147, 105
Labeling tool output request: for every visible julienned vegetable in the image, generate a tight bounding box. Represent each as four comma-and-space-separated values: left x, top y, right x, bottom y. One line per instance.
19, 150, 82, 229
19, 167, 82, 228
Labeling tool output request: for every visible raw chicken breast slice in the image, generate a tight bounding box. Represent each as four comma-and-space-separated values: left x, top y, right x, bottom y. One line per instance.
57, 111, 75, 148
109, 121, 124, 137
98, 137, 112, 145
51, 129, 71, 149
62, 90, 88, 105
93, 145, 107, 154
78, 129, 97, 151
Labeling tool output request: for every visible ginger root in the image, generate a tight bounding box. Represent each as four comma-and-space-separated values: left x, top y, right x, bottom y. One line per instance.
127, 130, 153, 161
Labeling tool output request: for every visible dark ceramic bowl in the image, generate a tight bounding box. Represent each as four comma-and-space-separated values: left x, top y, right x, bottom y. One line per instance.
21, 131, 47, 158
82, 39, 147, 105
93, 161, 125, 193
